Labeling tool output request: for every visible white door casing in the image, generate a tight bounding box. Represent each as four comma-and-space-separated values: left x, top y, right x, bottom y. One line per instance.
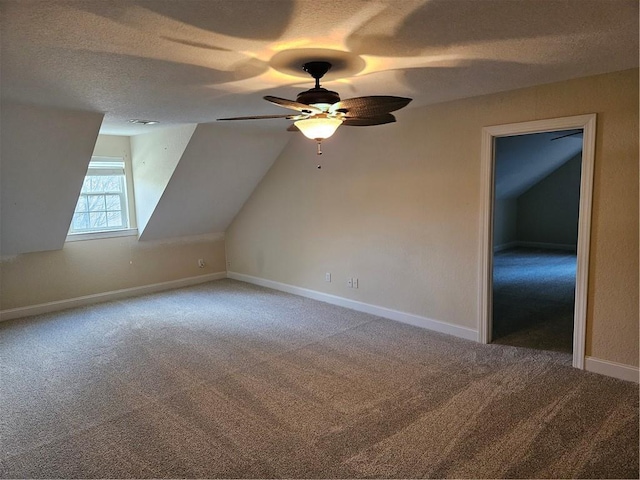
478, 114, 597, 369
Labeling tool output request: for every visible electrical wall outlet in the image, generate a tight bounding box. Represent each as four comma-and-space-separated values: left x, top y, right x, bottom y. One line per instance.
325, 272, 331, 282
198, 259, 205, 268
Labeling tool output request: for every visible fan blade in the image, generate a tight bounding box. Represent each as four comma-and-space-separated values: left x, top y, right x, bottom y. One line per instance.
264, 96, 322, 114
217, 114, 296, 121
330, 96, 412, 117
342, 114, 396, 127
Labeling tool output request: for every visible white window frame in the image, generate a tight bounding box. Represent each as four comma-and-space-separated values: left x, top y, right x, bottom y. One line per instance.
67, 156, 138, 241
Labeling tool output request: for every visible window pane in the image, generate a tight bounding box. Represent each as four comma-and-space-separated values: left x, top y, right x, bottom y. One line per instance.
74, 195, 88, 213
72, 212, 89, 230
91, 176, 108, 192
81, 177, 92, 193
89, 212, 107, 229
107, 211, 123, 227
103, 176, 122, 192
69, 157, 131, 236
105, 194, 122, 210
87, 194, 105, 211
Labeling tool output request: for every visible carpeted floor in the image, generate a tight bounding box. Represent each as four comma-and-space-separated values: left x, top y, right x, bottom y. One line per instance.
492, 247, 576, 353
1, 279, 638, 478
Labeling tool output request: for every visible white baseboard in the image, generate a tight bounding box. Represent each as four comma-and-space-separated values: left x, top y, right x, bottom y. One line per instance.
494, 241, 577, 252
227, 272, 478, 341
0, 272, 227, 322
585, 356, 639, 383
516, 241, 577, 251
494, 241, 518, 252
6, 270, 635, 384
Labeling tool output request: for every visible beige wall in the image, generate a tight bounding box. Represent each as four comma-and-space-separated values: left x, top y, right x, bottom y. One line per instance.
226, 69, 639, 367
0, 234, 226, 310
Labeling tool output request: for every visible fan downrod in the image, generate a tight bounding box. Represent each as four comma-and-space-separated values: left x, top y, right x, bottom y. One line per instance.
303, 61, 332, 88
297, 61, 340, 105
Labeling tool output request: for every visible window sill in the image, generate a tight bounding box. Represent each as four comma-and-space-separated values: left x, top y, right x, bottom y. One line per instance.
66, 228, 138, 243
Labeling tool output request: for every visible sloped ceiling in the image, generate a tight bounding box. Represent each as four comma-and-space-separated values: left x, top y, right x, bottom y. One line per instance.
1, 0, 638, 253
0, 103, 103, 255
130, 124, 198, 234
138, 123, 291, 240
495, 131, 583, 199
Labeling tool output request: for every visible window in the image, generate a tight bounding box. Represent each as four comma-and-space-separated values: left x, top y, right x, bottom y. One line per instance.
69, 158, 131, 234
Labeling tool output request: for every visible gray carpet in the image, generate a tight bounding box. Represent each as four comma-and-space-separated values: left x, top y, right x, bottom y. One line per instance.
493, 248, 576, 353
1, 279, 638, 478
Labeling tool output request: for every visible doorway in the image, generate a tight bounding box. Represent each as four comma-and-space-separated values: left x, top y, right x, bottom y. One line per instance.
492, 131, 582, 354
478, 115, 597, 369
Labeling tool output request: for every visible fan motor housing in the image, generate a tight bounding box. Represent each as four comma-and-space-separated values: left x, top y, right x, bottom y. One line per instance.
296, 88, 340, 106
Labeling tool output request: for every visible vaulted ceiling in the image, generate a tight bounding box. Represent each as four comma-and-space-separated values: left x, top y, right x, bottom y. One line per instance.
495, 131, 583, 200
1, 0, 638, 255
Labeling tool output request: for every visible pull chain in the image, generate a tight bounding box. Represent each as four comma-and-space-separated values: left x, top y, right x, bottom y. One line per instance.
316, 140, 323, 155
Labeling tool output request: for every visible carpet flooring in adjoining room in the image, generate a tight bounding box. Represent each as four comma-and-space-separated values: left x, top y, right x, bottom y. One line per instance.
492, 247, 577, 354
0, 279, 638, 478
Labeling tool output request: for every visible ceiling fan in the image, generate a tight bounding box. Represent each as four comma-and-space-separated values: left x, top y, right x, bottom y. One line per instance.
217, 61, 412, 155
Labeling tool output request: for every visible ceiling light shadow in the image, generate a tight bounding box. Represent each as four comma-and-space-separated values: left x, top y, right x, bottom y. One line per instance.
160, 37, 233, 52
76, 0, 296, 41
346, 0, 638, 57
398, 60, 540, 104
2, 46, 269, 118
270, 49, 366, 80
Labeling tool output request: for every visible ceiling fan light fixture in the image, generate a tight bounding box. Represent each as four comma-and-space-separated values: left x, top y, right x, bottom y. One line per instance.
217, 60, 412, 156
311, 103, 332, 112
294, 116, 343, 140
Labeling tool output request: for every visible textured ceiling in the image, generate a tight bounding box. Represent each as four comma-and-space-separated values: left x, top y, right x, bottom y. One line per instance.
1, 0, 638, 135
